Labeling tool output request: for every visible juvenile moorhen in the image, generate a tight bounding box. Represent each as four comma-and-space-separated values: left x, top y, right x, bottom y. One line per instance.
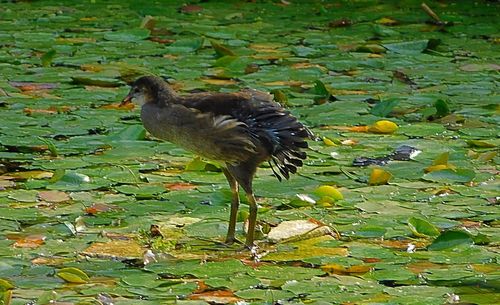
121, 76, 312, 248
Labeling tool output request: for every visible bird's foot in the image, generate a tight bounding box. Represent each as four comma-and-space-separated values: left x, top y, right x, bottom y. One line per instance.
224, 236, 243, 246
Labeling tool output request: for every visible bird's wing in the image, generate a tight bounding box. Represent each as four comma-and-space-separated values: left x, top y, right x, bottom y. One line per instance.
174, 90, 312, 179
155, 103, 257, 163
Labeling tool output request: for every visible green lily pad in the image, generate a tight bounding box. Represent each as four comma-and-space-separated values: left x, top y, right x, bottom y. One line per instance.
408, 217, 440, 237
103, 28, 150, 42
428, 230, 474, 251
422, 168, 476, 183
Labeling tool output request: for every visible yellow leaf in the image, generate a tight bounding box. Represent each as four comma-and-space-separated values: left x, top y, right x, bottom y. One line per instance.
7, 170, 53, 180
375, 17, 398, 25
322, 137, 337, 146
0, 278, 14, 291
321, 263, 371, 275
80, 64, 104, 72
201, 78, 237, 85
82, 240, 144, 259
424, 164, 449, 173
314, 185, 343, 200
368, 120, 398, 134
262, 80, 303, 87
249, 42, 287, 52
368, 168, 392, 185
424, 152, 456, 172
291, 62, 328, 72
477, 151, 497, 162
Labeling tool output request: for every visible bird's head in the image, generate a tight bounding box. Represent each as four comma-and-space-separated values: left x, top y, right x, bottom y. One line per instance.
121, 76, 175, 107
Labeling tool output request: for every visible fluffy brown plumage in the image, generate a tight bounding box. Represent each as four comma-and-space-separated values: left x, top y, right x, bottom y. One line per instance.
122, 75, 312, 247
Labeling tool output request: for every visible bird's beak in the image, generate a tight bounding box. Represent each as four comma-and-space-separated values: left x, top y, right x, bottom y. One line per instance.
120, 93, 133, 106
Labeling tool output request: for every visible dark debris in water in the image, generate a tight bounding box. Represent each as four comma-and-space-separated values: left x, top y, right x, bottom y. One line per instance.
353, 145, 421, 167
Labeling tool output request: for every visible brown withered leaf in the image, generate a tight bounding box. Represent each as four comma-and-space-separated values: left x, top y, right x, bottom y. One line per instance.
180, 4, 203, 13
9, 82, 58, 91
11, 234, 46, 248
38, 190, 70, 203
24, 106, 72, 116
85, 203, 122, 215
189, 290, 240, 303
392, 70, 416, 86
165, 182, 197, 191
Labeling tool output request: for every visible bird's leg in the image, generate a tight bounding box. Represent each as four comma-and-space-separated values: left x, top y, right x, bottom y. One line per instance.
244, 191, 258, 248
226, 163, 258, 249
222, 168, 239, 244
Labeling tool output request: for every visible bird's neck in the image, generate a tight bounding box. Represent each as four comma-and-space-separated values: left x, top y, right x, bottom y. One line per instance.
154, 84, 178, 107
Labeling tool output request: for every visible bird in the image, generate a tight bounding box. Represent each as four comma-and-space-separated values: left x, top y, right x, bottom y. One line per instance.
121, 76, 312, 248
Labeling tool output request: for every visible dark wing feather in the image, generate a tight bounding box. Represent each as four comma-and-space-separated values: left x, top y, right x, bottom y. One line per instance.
180, 89, 312, 181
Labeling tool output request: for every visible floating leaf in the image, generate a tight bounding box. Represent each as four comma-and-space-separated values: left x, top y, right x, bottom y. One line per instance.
107, 125, 146, 141
408, 217, 440, 237
355, 44, 386, 54
41, 49, 56, 67
71, 76, 121, 87
180, 4, 203, 13
103, 28, 150, 42
355, 225, 387, 238
56, 267, 90, 284
428, 231, 473, 251
85, 203, 121, 215
82, 240, 144, 259
201, 78, 237, 85
375, 17, 398, 25
9, 81, 57, 91
313, 79, 333, 103
370, 99, 399, 117
467, 140, 496, 148
271, 89, 288, 106
12, 234, 46, 248
289, 194, 316, 208
432, 152, 449, 166
267, 219, 331, 243
322, 137, 337, 146
210, 40, 236, 57
0, 279, 14, 291
422, 168, 476, 183
383, 40, 437, 55
321, 264, 371, 275
434, 99, 450, 118
37, 137, 58, 157
424, 152, 455, 173
368, 168, 392, 185
38, 190, 70, 203
140, 15, 155, 30
368, 120, 398, 134
314, 185, 343, 202
190, 290, 240, 303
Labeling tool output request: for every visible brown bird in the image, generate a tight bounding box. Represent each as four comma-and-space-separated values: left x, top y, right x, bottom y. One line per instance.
121, 76, 312, 248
